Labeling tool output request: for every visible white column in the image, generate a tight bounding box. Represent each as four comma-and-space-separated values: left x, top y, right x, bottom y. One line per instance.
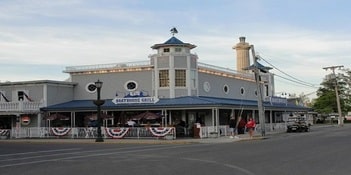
169, 55, 175, 98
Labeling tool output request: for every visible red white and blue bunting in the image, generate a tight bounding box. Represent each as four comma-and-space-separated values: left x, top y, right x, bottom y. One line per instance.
0, 129, 10, 136
105, 128, 130, 139
149, 127, 173, 137
51, 127, 71, 136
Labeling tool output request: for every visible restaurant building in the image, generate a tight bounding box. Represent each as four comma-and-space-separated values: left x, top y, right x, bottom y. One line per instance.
0, 33, 309, 139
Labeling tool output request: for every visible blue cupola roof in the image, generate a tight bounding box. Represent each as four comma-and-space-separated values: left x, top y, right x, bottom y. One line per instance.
164, 36, 184, 45
151, 36, 196, 49
245, 61, 272, 73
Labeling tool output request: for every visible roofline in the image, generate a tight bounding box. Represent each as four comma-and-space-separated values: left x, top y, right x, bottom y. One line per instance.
151, 43, 197, 49
0, 80, 76, 86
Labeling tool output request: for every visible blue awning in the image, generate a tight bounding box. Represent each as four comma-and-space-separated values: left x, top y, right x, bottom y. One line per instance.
41, 96, 310, 112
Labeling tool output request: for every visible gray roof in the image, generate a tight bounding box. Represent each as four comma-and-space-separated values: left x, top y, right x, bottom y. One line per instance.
151, 36, 196, 49
41, 96, 310, 112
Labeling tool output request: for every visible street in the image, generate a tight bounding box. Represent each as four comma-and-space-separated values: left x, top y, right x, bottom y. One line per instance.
0, 124, 350, 175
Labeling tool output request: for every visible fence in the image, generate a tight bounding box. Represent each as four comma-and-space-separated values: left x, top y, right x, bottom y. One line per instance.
9, 127, 176, 140
3, 123, 287, 140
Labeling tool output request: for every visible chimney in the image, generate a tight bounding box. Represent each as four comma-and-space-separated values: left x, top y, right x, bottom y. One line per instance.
233, 37, 251, 73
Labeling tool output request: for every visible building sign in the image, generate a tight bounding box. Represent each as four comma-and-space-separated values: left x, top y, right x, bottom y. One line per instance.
268, 96, 287, 105
112, 97, 159, 104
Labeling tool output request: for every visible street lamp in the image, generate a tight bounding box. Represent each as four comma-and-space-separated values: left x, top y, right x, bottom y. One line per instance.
93, 79, 105, 142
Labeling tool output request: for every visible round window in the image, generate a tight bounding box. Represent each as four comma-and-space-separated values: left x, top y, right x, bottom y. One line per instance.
203, 82, 211, 92
85, 82, 97, 93
124, 80, 138, 91
223, 84, 229, 94
240, 87, 245, 95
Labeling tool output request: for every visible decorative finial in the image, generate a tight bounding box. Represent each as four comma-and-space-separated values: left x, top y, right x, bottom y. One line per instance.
170, 27, 178, 36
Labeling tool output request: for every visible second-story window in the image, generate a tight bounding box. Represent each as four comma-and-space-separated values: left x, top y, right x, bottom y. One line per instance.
159, 70, 169, 87
191, 70, 196, 88
175, 48, 182, 52
175, 70, 186, 87
163, 48, 170, 52
18, 91, 24, 101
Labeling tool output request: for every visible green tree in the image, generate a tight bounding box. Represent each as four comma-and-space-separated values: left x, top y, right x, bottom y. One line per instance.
313, 69, 350, 115
341, 68, 351, 113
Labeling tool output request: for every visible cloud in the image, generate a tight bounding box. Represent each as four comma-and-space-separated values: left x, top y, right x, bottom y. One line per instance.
0, 0, 350, 99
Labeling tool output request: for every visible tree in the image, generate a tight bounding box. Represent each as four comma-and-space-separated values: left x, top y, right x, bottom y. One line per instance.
341, 68, 351, 113
313, 69, 350, 116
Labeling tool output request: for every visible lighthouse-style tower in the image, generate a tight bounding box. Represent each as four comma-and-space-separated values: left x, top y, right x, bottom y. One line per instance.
149, 28, 198, 98
233, 37, 251, 73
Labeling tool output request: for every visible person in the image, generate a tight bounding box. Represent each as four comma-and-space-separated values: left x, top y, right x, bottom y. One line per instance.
245, 117, 256, 139
127, 119, 136, 127
237, 118, 246, 134
228, 116, 236, 138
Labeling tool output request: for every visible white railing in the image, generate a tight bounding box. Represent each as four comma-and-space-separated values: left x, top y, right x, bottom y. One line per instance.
0, 101, 42, 112
198, 62, 255, 80
9, 127, 176, 140
64, 61, 151, 73
199, 125, 229, 138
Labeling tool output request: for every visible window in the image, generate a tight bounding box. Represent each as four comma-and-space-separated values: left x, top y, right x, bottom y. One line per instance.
265, 85, 269, 96
191, 70, 196, 88
85, 83, 97, 93
163, 48, 170, 52
240, 87, 245, 96
159, 70, 169, 87
18, 91, 24, 101
124, 80, 138, 91
175, 48, 182, 52
223, 84, 229, 94
175, 70, 186, 87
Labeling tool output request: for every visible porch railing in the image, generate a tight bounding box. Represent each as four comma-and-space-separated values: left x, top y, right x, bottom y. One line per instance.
0, 101, 43, 112
9, 127, 176, 140
4, 123, 287, 140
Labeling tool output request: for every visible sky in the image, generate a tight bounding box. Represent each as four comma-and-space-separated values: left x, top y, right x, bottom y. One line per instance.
0, 0, 350, 99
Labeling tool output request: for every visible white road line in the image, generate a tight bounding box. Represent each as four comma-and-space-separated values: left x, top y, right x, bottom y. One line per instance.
0, 148, 81, 157
0, 144, 202, 168
0, 144, 173, 162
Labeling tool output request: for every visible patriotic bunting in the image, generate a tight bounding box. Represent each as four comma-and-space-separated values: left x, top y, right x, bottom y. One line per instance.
105, 128, 130, 139
51, 127, 71, 136
149, 127, 174, 137
0, 129, 10, 136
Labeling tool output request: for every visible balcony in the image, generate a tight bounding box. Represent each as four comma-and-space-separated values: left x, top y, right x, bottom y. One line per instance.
0, 101, 43, 112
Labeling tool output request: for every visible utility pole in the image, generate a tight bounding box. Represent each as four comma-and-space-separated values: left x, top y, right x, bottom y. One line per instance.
250, 45, 266, 136
323, 65, 344, 126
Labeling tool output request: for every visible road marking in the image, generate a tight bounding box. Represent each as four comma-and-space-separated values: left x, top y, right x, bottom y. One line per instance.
0, 144, 205, 168
0, 148, 81, 157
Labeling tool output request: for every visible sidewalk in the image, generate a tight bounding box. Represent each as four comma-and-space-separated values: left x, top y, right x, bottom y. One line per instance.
0, 130, 281, 144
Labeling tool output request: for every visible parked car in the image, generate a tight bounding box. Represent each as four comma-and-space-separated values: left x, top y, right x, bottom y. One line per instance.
287, 117, 310, 132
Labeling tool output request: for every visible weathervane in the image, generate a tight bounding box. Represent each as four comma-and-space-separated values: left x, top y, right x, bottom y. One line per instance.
170, 27, 178, 36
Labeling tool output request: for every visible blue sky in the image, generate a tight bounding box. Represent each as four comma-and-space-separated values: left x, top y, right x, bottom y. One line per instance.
0, 0, 350, 99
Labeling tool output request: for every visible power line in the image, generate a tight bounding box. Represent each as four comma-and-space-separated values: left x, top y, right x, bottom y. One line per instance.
274, 73, 319, 88
256, 54, 320, 88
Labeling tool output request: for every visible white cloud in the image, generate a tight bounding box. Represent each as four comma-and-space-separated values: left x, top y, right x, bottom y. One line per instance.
0, 0, 350, 99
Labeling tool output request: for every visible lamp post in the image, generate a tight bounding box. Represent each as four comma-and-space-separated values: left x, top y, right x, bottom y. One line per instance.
93, 79, 105, 142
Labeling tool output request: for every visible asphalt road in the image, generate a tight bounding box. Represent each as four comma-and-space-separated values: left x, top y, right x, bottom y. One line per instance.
0, 124, 350, 175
